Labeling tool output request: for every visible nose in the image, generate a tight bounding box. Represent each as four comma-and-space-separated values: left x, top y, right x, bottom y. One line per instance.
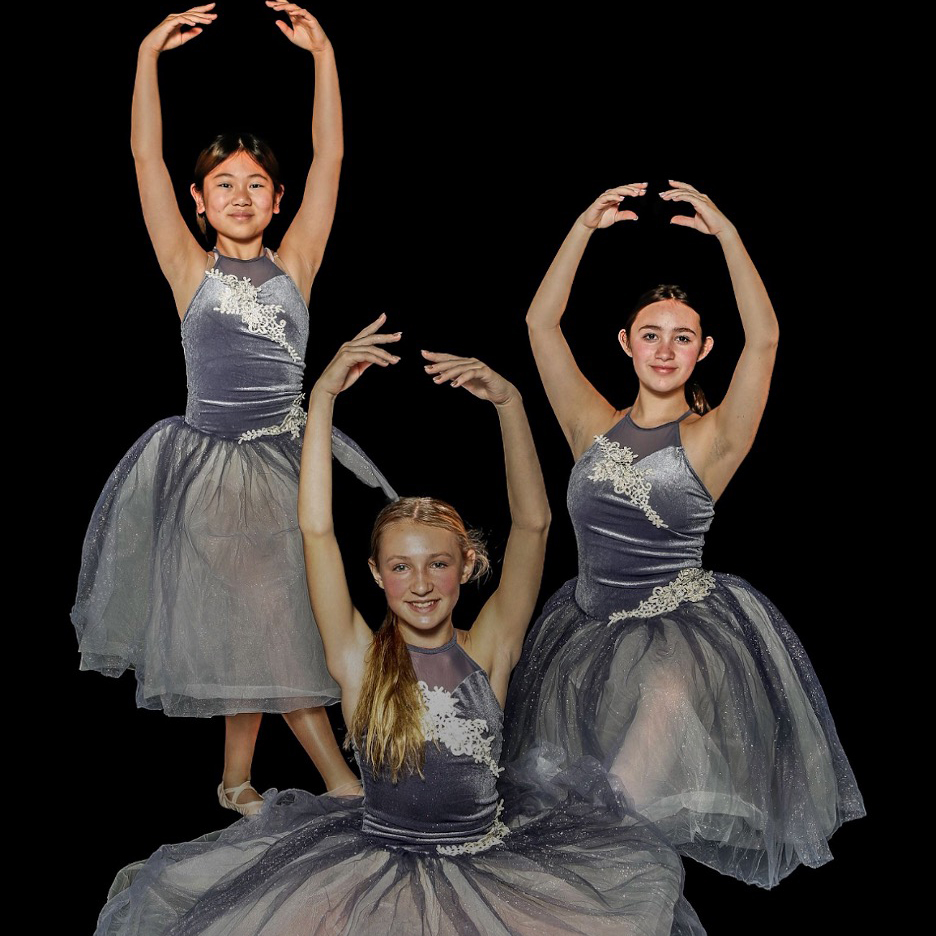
410, 571, 433, 596
655, 341, 675, 361
232, 186, 252, 206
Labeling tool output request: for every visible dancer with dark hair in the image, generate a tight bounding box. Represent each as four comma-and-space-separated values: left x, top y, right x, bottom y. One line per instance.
504, 181, 864, 887
94, 316, 705, 936
71, 3, 395, 815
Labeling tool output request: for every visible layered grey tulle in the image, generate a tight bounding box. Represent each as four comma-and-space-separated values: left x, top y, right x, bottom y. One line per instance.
503, 412, 864, 887
71, 252, 396, 716
95, 640, 704, 935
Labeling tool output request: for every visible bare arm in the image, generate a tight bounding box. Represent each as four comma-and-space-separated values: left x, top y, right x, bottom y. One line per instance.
527, 184, 646, 459
267, 3, 343, 301
663, 182, 780, 499
131, 6, 217, 317
422, 354, 551, 704
298, 316, 401, 690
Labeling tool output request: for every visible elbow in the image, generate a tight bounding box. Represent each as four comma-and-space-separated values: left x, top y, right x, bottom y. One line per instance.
515, 507, 551, 536
298, 517, 334, 539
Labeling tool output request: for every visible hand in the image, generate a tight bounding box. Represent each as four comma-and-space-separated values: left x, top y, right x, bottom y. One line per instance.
140, 4, 216, 56
578, 183, 647, 230
313, 315, 401, 398
266, 2, 331, 53
660, 180, 735, 237
422, 352, 516, 406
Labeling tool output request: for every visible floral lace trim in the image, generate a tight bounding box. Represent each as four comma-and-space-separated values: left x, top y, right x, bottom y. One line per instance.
206, 269, 302, 363
436, 801, 509, 856
237, 394, 307, 444
588, 436, 667, 528
608, 568, 716, 623
418, 682, 503, 779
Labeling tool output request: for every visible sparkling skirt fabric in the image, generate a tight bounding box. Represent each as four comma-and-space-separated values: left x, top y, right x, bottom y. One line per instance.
503, 574, 865, 888
71, 416, 394, 717
95, 757, 705, 936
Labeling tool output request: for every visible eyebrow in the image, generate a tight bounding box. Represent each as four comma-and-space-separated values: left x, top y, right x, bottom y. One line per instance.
212, 173, 269, 180
385, 552, 457, 562
638, 324, 697, 334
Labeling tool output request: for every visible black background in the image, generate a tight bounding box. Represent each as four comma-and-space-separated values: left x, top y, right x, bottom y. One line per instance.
54, 3, 881, 932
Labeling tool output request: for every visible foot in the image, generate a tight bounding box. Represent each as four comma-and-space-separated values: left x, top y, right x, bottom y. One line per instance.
218, 778, 264, 817
325, 779, 363, 798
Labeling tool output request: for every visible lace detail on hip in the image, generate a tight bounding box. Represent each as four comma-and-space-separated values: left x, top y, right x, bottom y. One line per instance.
237, 394, 307, 443
206, 268, 302, 363
436, 801, 509, 855
608, 568, 716, 623
589, 435, 667, 528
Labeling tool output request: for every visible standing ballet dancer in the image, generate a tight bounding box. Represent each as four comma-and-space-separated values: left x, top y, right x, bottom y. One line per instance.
72, 3, 395, 816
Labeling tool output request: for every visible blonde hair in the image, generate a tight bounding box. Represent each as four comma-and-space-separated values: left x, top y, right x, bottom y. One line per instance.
347, 497, 489, 782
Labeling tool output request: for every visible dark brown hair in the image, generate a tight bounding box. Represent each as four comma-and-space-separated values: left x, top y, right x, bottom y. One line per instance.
347, 497, 489, 782
192, 133, 283, 241
624, 285, 710, 415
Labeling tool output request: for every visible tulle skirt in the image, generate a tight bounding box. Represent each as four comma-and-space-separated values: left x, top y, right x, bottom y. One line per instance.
72, 416, 393, 717
95, 756, 705, 936
503, 574, 865, 888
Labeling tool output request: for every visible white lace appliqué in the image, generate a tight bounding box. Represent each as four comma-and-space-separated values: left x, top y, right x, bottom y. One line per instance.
588, 436, 667, 529
417, 682, 509, 855
206, 269, 302, 364
418, 682, 503, 779
237, 394, 308, 444
608, 568, 716, 623
436, 800, 509, 856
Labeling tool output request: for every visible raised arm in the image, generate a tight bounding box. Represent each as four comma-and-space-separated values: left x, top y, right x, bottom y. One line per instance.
421, 354, 551, 704
132, 6, 217, 317
299, 315, 401, 691
267, 3, 343, 301
527, 183, 646, 459
662, 181, 780, 500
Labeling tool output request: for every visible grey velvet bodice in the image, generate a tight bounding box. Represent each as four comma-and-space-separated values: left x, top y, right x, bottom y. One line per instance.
358, 637, 505, 853
181, 250, 308, 441
569, 411, 715, 619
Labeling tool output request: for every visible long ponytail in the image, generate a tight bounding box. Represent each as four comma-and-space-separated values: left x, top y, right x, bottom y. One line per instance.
346, 610, 426, 783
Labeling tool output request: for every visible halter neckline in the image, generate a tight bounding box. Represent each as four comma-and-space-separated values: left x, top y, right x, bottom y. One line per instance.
406, 633, 458, 654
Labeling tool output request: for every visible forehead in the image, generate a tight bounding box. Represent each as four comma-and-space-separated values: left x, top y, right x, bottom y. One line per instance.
378, 522, 461, 559
206, 150, 272, 180
632, 300, 700, 329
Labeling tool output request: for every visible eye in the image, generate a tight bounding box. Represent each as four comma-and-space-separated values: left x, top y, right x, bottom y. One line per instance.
391, 563, 408, 573
217, 182, 232, 188
640, 332, 658, 342
430, 561, 449, 569
249, 182, 266, 189
675, 335, 693, 344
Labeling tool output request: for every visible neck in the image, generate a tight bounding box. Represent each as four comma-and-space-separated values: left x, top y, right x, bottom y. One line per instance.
629, 388, 690, 427
398, 619, 456, 650
213, 234, 265, 260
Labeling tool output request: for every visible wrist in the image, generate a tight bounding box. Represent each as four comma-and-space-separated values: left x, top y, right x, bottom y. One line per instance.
309, 384, 339, 405
310, 40, 335, 59
715, 222, 740, 245
494, 389, 522, 410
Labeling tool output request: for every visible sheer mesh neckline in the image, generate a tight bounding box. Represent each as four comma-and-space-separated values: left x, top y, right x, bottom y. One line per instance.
624, 410, 692, 431
406, 634, 459, 655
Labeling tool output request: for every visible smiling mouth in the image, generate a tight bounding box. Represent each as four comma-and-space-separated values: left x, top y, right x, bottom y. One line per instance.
407, 599, 440, 613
